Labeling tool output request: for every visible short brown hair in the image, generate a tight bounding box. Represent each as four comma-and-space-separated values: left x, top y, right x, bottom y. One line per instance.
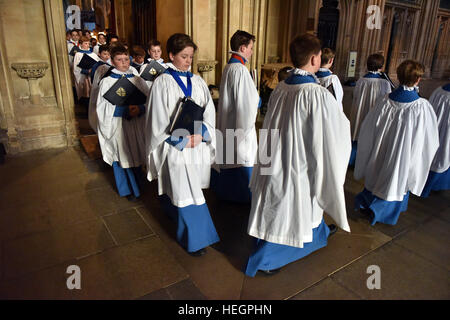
289, 34, 322, 68
79, 36, 90, 44
148, 39, 161, 48
397, 60, 425, 86
321, 48, 335, 66
98, 44, 110, 54
166, 33, 197, 56
110, 43, 129, 59
131, 45, 146, 57
230, 30, 256, 52
367, 54, 384, 71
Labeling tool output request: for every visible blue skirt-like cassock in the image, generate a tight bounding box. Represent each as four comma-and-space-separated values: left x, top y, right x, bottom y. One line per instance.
245, 219, 330, 277
421, 168, 450, 197
355, 188, 410, 225
210, 167, 253, 203
112, 161, 141, 198
159, 195, 220, 253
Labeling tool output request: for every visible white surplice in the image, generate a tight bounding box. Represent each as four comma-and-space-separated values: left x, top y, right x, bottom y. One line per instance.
428, 85, 450, 173
317, 68, 344, 109
350, 75, 392, 141
354, 94, 440, 201
96, 67, 148, 168
145, 63, 216, 207
215, 53, 260, 169
247, 68, 351, 248
73, 51, 99, 99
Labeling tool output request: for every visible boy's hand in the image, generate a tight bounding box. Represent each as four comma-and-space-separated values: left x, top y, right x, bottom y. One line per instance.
185, 134, 202, 148
128, 105, 140, 117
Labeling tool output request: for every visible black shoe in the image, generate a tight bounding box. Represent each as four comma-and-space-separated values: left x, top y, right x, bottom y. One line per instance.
360, 208, 375, 222
328, 224, 338, 236
189, 248, 207, 257
126, 195, 139, 202
259, 268, 281, 276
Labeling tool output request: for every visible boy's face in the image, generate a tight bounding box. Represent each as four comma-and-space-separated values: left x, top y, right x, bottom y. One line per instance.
169, 46, 194, 72
98, 35, 106, 44
112, 53, 130, 72
99, 50, 110, 62
134, 55, 145, 64
80, 41, 90, 50
149, 45, 162, 60
71, 32, 79, 42
239, 40, 254, 61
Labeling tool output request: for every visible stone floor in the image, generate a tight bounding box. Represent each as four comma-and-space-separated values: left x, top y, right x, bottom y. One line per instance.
0, 79, 449, 300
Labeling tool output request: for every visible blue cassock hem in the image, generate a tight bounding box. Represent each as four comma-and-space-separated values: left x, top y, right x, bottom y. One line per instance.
349, 141, 357, 166
210, 167, 253, 203
355, 188, 409, 226
159, 195, 220, 253
244, 220, 330, 277
112, 162, 141, 197
421, 168, 450, 197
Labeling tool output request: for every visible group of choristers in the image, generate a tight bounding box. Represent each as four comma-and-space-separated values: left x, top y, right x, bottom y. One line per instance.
66, 28, 449, 277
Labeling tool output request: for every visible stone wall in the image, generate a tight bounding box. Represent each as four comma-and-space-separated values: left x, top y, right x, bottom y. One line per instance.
334, 0, 450, 82
0, 0, 77, 154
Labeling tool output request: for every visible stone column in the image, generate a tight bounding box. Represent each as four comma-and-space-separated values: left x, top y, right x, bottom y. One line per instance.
44, 0, 78, 147
215, 0, 268, 85
414, 0, 441, 77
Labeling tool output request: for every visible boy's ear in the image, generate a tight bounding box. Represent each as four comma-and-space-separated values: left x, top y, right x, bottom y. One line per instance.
169, 52, 174, 61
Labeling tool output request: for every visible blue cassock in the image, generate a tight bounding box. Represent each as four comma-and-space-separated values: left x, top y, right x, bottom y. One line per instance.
210, 55, 261, 204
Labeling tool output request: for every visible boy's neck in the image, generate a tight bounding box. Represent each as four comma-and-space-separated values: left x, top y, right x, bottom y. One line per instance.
299, 65, 317, 74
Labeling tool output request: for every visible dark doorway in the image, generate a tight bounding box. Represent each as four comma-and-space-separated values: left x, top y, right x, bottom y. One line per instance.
132, 0, 157, 47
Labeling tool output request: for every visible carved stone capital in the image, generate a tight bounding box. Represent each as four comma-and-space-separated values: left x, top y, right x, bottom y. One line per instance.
11, 62, 49, 80
197, 60, 218, 73
11, 62, 49, 105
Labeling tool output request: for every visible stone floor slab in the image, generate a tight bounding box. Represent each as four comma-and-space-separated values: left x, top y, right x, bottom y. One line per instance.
239, 213, 391, 300
102, 209, 154, 245
136, 192, 247, 300
2, 218, 115, 280
165, 278, 207, 300
331, 242, 450, 299
289, 277, 361, 300
394, 217, 450, 271
0, 237, 188, 299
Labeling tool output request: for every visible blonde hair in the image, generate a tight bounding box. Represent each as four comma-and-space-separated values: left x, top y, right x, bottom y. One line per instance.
397, 60, 425, 86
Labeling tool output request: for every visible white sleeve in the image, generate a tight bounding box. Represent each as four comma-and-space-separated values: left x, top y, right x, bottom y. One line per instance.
234, 66, 260, 130
311, 90, 351, 231
73, 52, 83, 81
96, 79, 120, 142
332, 75, 344, 105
